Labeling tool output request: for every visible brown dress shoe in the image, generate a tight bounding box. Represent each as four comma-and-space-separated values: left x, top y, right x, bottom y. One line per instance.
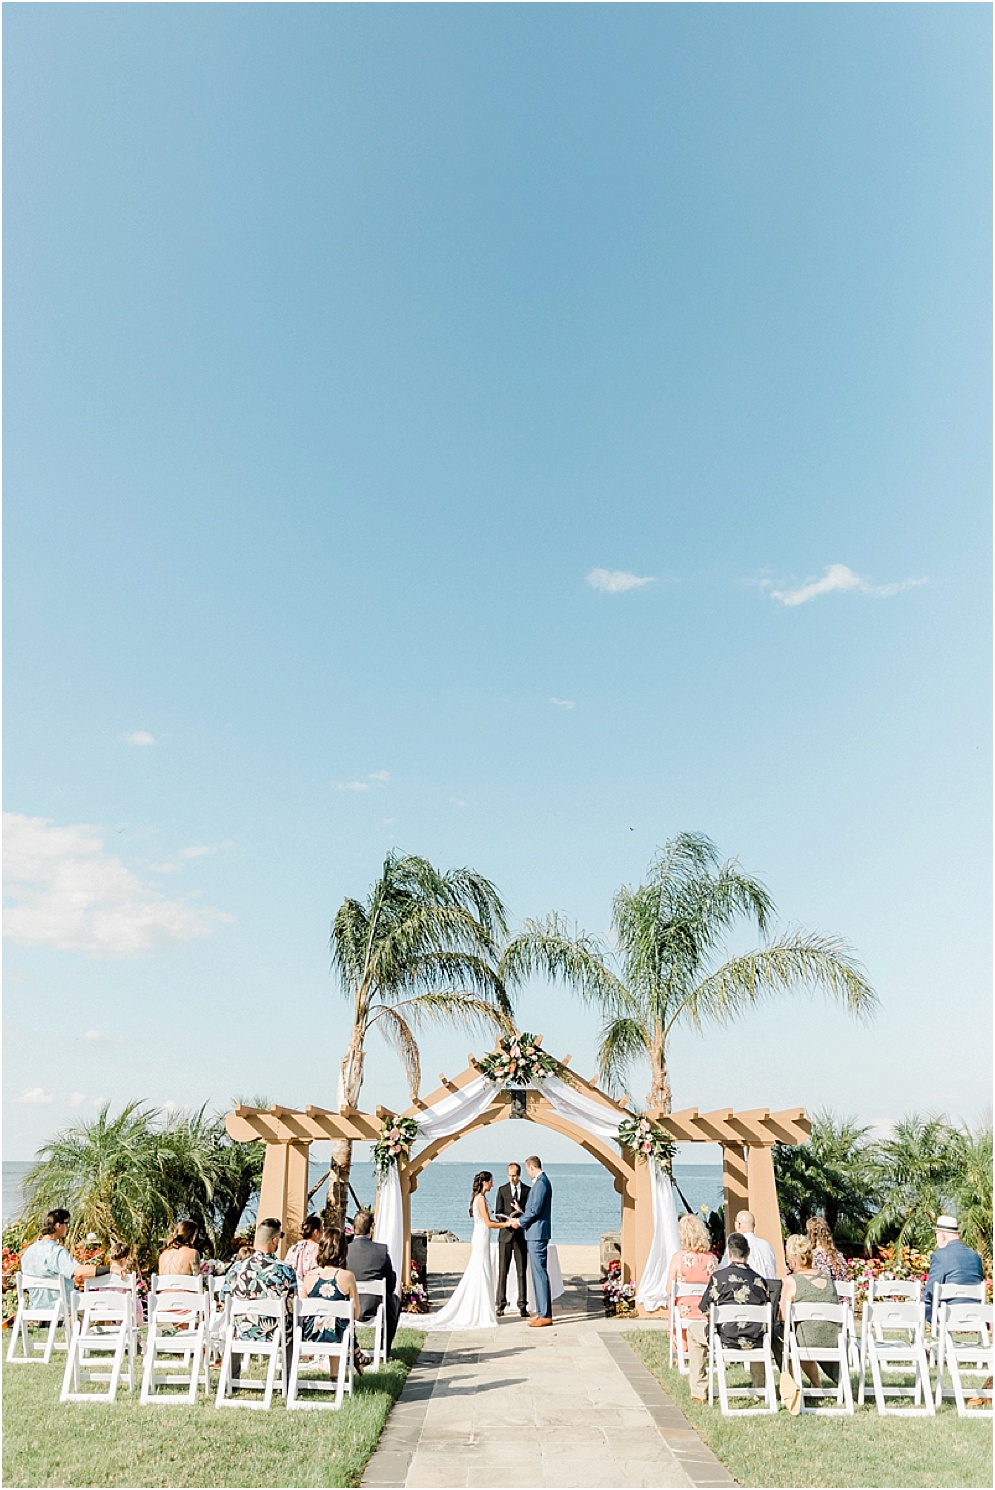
528, 1317, 553, 1327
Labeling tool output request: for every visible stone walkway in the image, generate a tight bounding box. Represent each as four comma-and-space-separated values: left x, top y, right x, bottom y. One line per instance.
363, 1276, 735, 1489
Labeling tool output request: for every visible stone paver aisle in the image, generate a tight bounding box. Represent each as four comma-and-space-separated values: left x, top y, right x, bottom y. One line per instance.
363, 1278, 735, 1489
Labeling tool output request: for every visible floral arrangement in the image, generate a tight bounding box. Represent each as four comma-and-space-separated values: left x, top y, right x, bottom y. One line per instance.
373, 1114, 419, 1178
477, 1032, 558, 1088
617, 1112, 676, 1170
843, 1245, 992, 1309
2, 1244, 20, 1325
402, 1257, 429, 1314
601, 1259, 636, 1316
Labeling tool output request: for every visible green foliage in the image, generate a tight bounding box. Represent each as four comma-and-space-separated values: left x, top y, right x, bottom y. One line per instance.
866, 1114, 964, 1253
331, 851, 514, 1103
16, 1101, 264, 1267
954, 1121, 993, 1268
774, 1110, 880, 1247
502, 831, 876, 1110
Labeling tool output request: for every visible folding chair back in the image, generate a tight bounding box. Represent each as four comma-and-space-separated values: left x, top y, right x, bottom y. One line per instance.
61, 1291, 135, 1403
215, 1299, 288, 1411
668, 1282, 706, 1372
356, 1279, 388, 1370
934, 1302, 993, 1417
859, 1300, 934, 1416
785, 1301, 854, 1415
287, 1298, 355, 1410
708, 1303, 777, 1415
833, 1281, 860, 1370
6, 1273, 73, 1364
868, 1278, 921, 1304
140, 1286, 209, 1404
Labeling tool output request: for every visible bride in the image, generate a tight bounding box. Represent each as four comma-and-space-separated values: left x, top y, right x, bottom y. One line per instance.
421, 1171, 507, 1330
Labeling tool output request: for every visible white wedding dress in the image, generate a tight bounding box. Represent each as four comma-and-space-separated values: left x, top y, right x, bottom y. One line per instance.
422, 1197, 497, 1331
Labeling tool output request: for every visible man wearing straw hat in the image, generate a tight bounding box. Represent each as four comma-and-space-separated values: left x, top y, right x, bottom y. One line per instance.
923, 1213, 984, 1323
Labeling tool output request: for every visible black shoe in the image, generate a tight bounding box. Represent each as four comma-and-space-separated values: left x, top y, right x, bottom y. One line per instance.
496, 1305, 506, 1316
519, 1308, 529, 1318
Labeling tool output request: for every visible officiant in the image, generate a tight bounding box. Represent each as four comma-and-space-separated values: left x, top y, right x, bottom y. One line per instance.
494, 1162, 530, 1317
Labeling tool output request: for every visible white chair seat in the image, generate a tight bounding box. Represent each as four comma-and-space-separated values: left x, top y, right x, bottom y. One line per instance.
215, 1299, 288, 1411
287, 1297, 354, 1410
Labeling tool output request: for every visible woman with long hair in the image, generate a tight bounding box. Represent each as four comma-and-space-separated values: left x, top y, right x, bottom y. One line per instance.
421, 1172, 507, 1331
805, 1216, 848, 1282
300, 1226, 362, 1366
157, 1219, 201, 1276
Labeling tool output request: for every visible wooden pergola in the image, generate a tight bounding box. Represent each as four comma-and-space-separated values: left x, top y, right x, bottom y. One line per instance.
226, 1058, 809, 1286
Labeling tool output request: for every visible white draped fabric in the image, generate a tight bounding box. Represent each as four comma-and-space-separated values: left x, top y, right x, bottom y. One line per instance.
374, 1071, 681, 1304
375, 1077, 496, 1294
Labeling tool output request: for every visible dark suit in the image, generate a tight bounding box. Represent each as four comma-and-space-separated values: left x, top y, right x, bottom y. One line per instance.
494, 1180, 530, 1312
347, 1236, 401, 1355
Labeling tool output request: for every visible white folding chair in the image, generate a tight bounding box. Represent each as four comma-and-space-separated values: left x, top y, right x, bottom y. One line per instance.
206, 1275, 230, 1367
140, 1277, 209, 1404
356, 1279, 388, 1370
929, 1282, 987, 1366
287, 1297, 355, 1410
784, 1301, 854, 1415
61, 1291, 135, 1403
708, 1303, 778, 1415
6, 1273, 73, 1364
834, 1281, 861, 1372
858, 1299, 934, 1415
868, 1278, 921, 1304
668, 1282, 706, 1373
933, 1302, 992, 1416
215, 1300, 288, 1411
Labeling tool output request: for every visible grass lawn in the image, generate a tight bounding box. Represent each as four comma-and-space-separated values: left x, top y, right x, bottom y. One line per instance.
625, 1330, 993, 1489
2, 1327, 424, 1488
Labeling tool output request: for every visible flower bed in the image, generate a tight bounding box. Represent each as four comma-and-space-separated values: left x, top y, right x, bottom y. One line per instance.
602, 1258, 636, 1316
402, 1257, 429, 1313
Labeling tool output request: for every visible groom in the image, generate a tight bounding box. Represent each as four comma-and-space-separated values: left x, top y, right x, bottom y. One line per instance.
508, 1155, 553, 1327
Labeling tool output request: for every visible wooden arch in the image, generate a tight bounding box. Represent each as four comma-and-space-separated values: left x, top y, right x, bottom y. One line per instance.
225, 1045, 810, 1297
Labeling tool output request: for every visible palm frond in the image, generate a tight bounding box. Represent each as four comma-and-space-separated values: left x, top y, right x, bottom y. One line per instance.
374, 1007, 422, 1099
500, 915, 629, 1012
596, 1016, 650, 1097
680, 930, 877, 1033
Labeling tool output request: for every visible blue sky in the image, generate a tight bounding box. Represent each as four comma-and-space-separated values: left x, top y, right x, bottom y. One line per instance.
4, 3, 991, 1166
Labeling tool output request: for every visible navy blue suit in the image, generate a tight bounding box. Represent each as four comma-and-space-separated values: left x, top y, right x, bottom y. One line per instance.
923, 1239, 984, 1322
516, 1170, 553, 1317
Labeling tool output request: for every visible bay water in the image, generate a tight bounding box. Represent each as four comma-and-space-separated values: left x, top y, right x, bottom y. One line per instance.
5, 1159, 722, 1242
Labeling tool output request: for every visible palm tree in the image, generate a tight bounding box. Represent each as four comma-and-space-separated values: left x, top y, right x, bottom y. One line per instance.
501, 831, 876, 1113
866, 1114, 963, 1252
953, 1120, 993, 1269
773, 1110, 880, 1247
327, 852, 514, 1225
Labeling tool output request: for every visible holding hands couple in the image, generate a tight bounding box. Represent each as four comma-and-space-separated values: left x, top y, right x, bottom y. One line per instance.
421, 1155, 554, 1333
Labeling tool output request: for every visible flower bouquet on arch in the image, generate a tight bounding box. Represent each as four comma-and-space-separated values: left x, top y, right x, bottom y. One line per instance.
617, 1112, 676, 1170
373, 1114, 419, 1179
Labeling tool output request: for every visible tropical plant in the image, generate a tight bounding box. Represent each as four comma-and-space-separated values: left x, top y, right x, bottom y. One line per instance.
328, 852, 514, 1225
865, 1114, 963, 1253
953, 1120, 993, 1268
501, 831, 876, 1112
773, 1110, 880, 1248
16, 1101, 265, 1267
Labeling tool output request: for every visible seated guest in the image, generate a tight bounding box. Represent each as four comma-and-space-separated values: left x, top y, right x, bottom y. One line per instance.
666, 1214, 719, 1322
780, 1234, 840, 1388
684, 1232, 771, 1404
347, 1210, 401, 1357
20, 1209, 108, 1306
157, 1220, 201, 1276
719, 1210, 778, 1279
284, 1215, 322, 1287
805, 1216, 848, 1282
221, 1218, 297, 1381
108, 1241, 146, 1323
301, 1227, 362, 1377
924, 1214, 985, 1323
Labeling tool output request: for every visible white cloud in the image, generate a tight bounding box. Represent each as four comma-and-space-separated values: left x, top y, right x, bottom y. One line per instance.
449, 798, 466, 809
69, 1092, 86, 1107
551, 697, 576, 709
334, 780, 370, 793
15, 1087, 54, 1104
122, 730, 155, 746
3, 813, 225, 958
764, 564, 927, 608
83, 1029, 101, 1041
586, 568, 655, 594
367, 770, 391, 784
179, 841, 233, 859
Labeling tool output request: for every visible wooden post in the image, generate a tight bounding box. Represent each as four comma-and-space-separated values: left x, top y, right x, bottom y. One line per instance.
399, 1166, 413, 1286
746, 1144, 785, 1275
620, 1176, 637, 1286
721, 1142, 749, 1238
257, 1140, 310, 1257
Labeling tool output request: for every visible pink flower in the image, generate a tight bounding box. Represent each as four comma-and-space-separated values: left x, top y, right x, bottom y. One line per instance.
389, 1128, 401, 1142
642, 1140, 653, 1154
511, 1045, 521, 1058
639, 1119, 651, 1133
